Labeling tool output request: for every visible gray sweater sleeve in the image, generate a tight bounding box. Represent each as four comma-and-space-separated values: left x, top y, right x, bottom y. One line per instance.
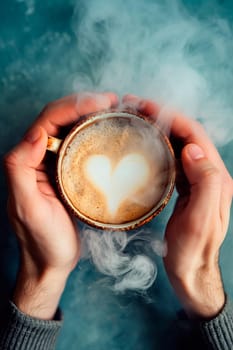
1, 298, 233, 349
199, 297, 233, 349
0, 301, 62, 350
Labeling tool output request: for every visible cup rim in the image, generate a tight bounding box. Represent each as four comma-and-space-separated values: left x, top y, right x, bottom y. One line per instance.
55, 109, 176, 230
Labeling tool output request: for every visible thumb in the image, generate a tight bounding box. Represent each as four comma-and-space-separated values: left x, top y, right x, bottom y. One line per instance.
181, 143, 221, 208
4, 126, 48, 198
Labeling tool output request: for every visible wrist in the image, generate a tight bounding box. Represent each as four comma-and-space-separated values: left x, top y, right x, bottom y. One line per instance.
168, 265, 225, 319
13, 268, 68, 320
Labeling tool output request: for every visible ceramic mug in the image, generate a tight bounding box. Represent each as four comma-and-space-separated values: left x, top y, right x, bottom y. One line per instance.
47, 110, 176, 230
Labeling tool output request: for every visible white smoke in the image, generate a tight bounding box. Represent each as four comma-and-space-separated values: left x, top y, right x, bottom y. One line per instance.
71, 0, 233, 146
17, 0, 35, 16
3, 0, 233, 146
80, 228, 167, 293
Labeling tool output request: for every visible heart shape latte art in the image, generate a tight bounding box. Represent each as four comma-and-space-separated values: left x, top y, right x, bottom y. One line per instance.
84, 154, 150, 216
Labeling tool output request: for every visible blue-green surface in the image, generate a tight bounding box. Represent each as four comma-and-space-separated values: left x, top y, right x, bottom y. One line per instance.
0, 1, 233, 349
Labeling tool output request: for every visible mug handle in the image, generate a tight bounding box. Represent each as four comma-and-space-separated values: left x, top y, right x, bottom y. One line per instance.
47, 136, 62, 154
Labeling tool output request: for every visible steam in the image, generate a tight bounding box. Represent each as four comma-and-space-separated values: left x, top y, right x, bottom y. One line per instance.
81, 229, 167, 292
3, 0, 233, 147
17, 0, 35, 16
72, 0, 233, 145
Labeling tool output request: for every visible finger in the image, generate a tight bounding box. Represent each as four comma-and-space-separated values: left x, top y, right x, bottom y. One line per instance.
31, 92, 118, 136
182, 143, 222, 218
169, 113, 232, 191
4, 126, 48, 203
37, 181, 57, 197
35, 169, 57, 196
182, 143, 233, 246
123, 94, 228, 174
36, 169, 51, 184
123, 94, 212, 150
122, 94, 160, 117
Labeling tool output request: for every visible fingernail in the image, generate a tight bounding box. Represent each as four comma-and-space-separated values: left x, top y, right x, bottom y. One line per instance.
187, 144, 205, 160
24, 127, 41, 144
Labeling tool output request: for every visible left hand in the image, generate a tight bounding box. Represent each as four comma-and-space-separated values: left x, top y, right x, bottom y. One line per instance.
4, 92, 118, 319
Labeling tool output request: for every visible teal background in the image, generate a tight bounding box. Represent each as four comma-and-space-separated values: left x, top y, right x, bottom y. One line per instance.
0, 1, 233, 349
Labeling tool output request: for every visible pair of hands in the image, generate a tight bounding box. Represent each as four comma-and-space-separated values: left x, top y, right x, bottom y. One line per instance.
4, 92, 233, 320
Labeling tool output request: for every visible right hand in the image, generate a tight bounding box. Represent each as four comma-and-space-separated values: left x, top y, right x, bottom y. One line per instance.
4, 92, 118, 319
123, 94, 233, 318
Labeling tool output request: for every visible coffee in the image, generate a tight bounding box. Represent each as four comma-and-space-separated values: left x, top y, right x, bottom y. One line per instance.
57, 112, 175, 228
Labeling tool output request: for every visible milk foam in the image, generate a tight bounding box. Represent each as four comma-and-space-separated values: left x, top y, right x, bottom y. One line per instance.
84, 153, 150, 216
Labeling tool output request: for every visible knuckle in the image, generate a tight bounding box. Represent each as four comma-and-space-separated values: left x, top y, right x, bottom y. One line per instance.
40, 102, 53, 114
202, 165, 222, 185
3, 150, 18, 170
202, 164, 220, 177
193, 119, 202, 129
39, 99, 59, 116
190, 119, 203, 131
8, 195, 32, 225
224, 176, 233, 197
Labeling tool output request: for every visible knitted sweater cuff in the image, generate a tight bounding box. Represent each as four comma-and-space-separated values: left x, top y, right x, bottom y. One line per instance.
199, 297, 233, 350
0, 301, 63, 350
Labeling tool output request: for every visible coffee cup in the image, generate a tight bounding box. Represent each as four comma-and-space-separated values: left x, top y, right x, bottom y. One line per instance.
47, 110, 176, 230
